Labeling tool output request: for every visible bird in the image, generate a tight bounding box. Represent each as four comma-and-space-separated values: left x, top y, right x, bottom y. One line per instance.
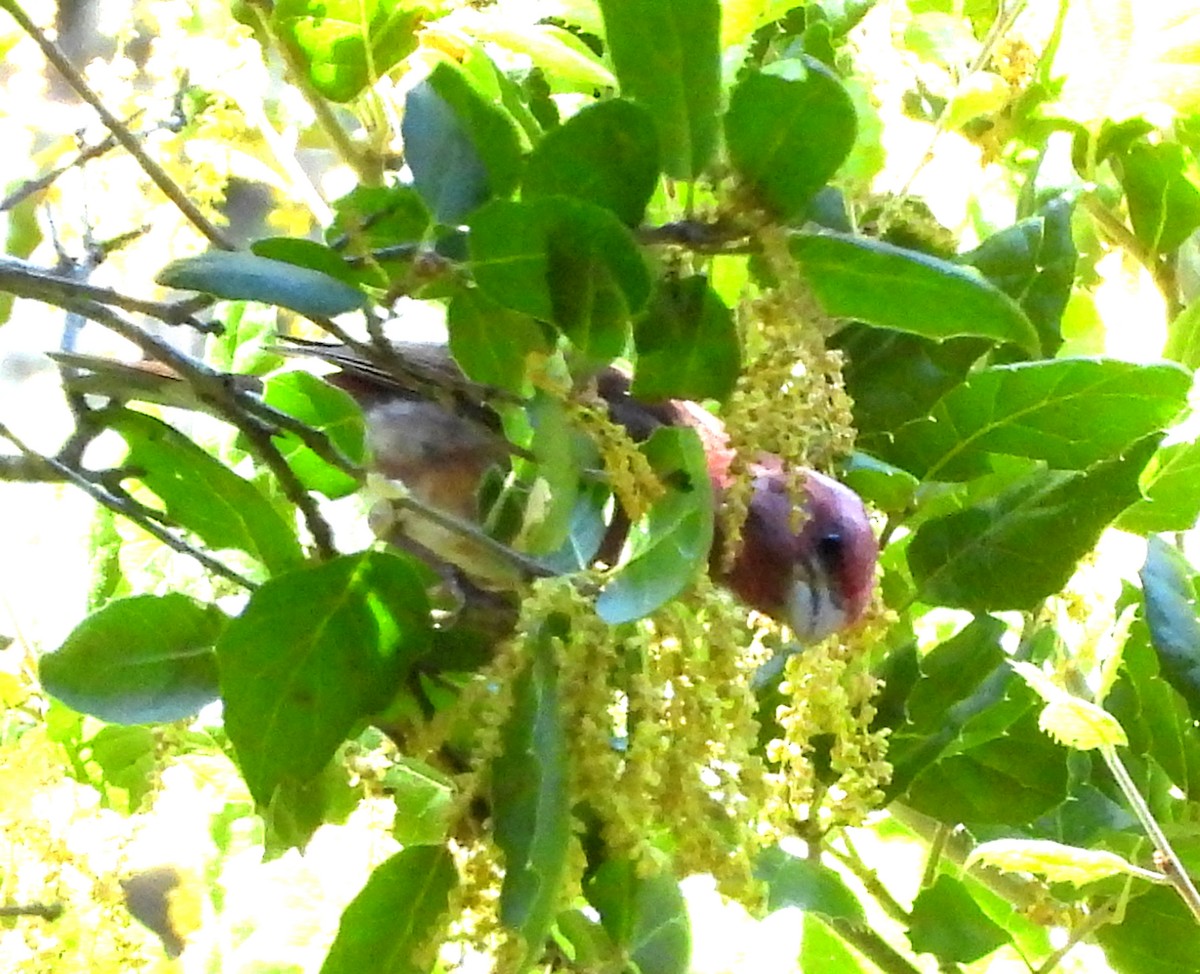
54, 339, 878, 641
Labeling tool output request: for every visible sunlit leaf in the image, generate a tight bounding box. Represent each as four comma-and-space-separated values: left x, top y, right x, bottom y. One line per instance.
218, 551, 431, 806
967, 839, 1142, 885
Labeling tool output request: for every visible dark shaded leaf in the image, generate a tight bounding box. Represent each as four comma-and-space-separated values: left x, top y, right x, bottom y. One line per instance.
596, 428, 714, 624
469, 197, 650, 362
1095, 886, 1200, 974
1117, 141, 1200, 256
909, 438, 1158, 611
878, 359, 1189, 481
320, 845, 456, 974
273, 0, 429, 102
792, 233, 1039, 353
493, 616, 573, 966
217, 551, 431, 806
104, 408, 304, 575
1138, 537, 1200, 718
403, 61, 523, 224
835, 326, 990, 436
156, 251, 367, 318
447, 287, 549, 394
40, 594, 225, 724
755, 846, 865, 922
725, 58, 857, 220
262, 371, 366, 499
632, 275, 740, 402
523, 98, 659, 225
597, 0, 720, 179
909, 875, 1009, 963
585, 860, 691, 974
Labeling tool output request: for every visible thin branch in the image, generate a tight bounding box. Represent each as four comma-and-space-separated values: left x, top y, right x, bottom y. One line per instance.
830, 833, 913, 926
1032, 899, 1118, 974
0, 257, 218, 331
1, 124, 128, 211
1100, 746, 1200, 921
827, 917, 926, 974
0, 421, 258, 589
0, 903, 63, 920
0, 1, 235, 250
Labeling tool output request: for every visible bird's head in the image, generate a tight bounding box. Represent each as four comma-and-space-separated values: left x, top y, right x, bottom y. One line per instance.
717, 466, 877, 642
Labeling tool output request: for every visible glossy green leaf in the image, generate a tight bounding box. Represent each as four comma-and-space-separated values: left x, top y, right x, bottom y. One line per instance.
585, 860, 691, 974
447, 286, 549, 393
1096, 886, 1200, 974
596, 428, 714, 624
878, 359, 1190, 481
217, 551, 431, 806
156, 251, 367, 318
493, 615, 573, 965
384, 757, 454, 846
523, 99, 659, 226
909, 438, 1158, 611
631, 275, 740, 402
597, 0, 720, 179
1119, 437, 1200, 534
262, 371, 366, 499
1138, 537, 1200, 717
726, 58, 857, 220
320, 845, 456, 974
840, 452, 920, 513
469, 197, 651, 362
104, 408, 304, 575
755, 847, 865, 922
273, 0, 429, 102
792, 233, 1039, 353
250, 237, 359, 287
909, 875, 1009, 963
835, 326, 990, 436
402, 61, 524, 224
1117, 141, 1200, 256
40, 594, 225, 724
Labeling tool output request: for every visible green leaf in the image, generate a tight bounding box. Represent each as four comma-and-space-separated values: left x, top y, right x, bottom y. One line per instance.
384, 757, 454, 846
217, 551, 431, 807
104, 408, 304, 575
1118, 438, 1200, 534
469, 197, 651, 362
521, 391, 584, 556
1096, 886, 1200, 974
156, 251, 367, 318
87, 725, 158, 806
755, 847, 865, 922
465, 19, 615, 92
631, 275, 740, 402
596, 427, 714, 624
840, 452, 920, 514
402, 60, 524, 224
523, 99, 659, 226
40, 595, 225, 724
597, 0, 720, 179
909, 438, 1158, 611
585, 860, 691, 974
835, 326, 990, 437
1117, 141, 1200, 256
273, 0, 429, 102
902, 696, 1071, 827
1138, 536, 1200, 717
447, 287, 549, 394
493, 616, 573, 966
1164, 296, 1200, 370
725, 58, 857, 220
908, 875, 1009, 963
250, 236, 359, 287
877, 359, 1190, 481
262, 371, 366, 499
320, 845, 456, 974
327, 185, 431, 252
792, 233, 1039, 353
799, 913, 868, 974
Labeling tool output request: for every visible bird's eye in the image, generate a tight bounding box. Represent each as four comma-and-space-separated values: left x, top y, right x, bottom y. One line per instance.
814, 532, 844, 570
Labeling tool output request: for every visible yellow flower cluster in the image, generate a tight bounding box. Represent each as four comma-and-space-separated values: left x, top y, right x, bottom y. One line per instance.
569, 392, 666, 522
